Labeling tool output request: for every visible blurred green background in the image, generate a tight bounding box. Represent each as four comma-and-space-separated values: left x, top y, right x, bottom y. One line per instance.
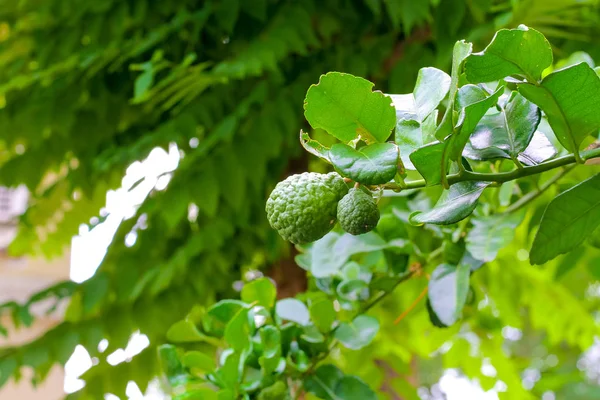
0, 0, 600, 399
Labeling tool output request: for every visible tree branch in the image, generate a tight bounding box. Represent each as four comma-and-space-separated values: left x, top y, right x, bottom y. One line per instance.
382, 147, 600, 191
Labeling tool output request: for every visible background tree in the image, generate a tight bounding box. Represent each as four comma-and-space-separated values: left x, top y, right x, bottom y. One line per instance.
0, 0, 599, 399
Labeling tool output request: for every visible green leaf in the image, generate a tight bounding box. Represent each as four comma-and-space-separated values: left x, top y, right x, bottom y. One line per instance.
410, 181, 490, 225
589, 226, 600, 249
428, 263, 471, 327
203, 300, 246, 337
217, 350, 243, 390
259, 325, 282, 374
409, 141, 446, 185
530, 174, 600, 264
329, 142, 399, 185
413, 67, 451, 121
518, 63, 600, 154
167, 320, 208, 343
276, 299, 310, 326
464, 130, 555, 166
448, 83, 504, 160
304, 364, 344, 399
466, 211, 525, 262
467, 93, 540, 162
158, 344, 187, 387
334, 315, 379, 350
241, 278, 276, 309
309, 297, 336, 333
175, 388, 219, 400
435, 40, 473, 140
465, 26, 553, 83
304, 72, 396, 143
225, 307, 252, 351
300, 130, 331, 162
182, 351, 216, 373
395, 112, 437, 170
334, 376, 378, 400
304, 364, 377, 400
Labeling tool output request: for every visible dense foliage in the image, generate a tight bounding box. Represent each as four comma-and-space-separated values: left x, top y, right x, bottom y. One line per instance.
1, 1, 600, 399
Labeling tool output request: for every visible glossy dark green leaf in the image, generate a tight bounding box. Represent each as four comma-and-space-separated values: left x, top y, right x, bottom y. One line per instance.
300, 130, 330, 162
182, 351, 216, 373
329, 142, 399, 185
224, 307, 251, 351
275, 299, 310, 326
464, 130, 555, 166
304, 72, 396, 143
410, 181, 490, 225
241, 278, 276, 309
334, 315, 379, 350
530, 174, 600, 264
435, 40, 473, 140
309, 297, 336, 333
428, 263, 471, 327
304, 364, 377, 400
465, 26, 552, 83
518, 63, 600, 153
448, 83, 504, 160
409, 141, 446, 185
413, 67, 451, 120
466, 211, 525, 262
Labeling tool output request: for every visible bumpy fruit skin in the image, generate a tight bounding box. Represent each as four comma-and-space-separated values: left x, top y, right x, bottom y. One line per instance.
337, 188, 380, 235
266, 172, 348, 244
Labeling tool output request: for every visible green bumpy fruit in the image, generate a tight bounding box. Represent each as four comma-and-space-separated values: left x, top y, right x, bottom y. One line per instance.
266, 172, 348, 244
337, 188, 380, 235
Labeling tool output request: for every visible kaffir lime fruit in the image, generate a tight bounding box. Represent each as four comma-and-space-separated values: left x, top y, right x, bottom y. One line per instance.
337, 188, 380, 235
266, 172, 348, 244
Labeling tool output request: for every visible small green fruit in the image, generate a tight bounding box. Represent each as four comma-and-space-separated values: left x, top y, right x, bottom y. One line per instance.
266, 172, 348, 244
337, 188, 380, 235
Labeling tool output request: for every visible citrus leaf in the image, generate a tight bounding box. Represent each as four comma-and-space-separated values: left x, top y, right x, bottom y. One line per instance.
334, 315, 379, 350
304, 72, 396, 143
464, 130, 555, 166
304, 364, 377, 400
395, 111, 437, 170
428, 263, 471, 327
224, 307, 252, 351
465, 25, 553, 83
518, 63, 600, 154
448, 83, 504, 160
466, 211, 525, 262
409, 141, 446, 185
182, 351, 216, 372
258, 325, 281, 374
410, 181, 490, 225
413, 67, 451, 121
329, 142, 399, 185
530, 174, 600, 264
275, 299, 310, 326
241, 278, 276, 309
300, 130, 331, 162
309, 297, 336, 333
167, 320, 209, 343
435, 40, 473, 140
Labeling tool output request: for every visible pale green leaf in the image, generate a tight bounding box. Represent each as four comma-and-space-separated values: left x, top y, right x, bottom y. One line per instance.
241, 278, 276, 309
334, 315, 379, 350
428, 263, 470, 327
466, 211, 525, 262
413, 67, 451, 121
304, 72, 396, 143
276, 299, 310, 326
